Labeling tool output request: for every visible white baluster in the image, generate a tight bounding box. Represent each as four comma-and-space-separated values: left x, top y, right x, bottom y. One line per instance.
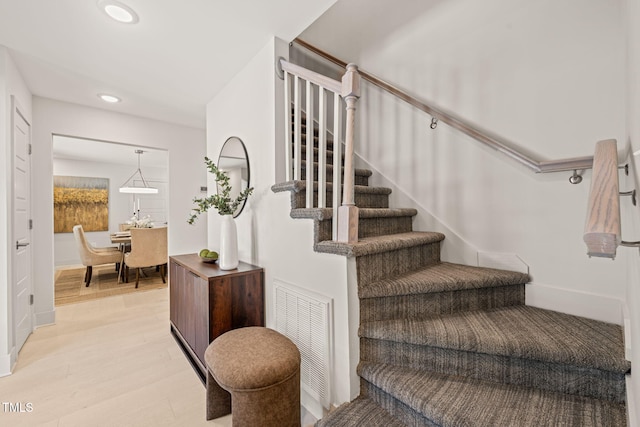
332, 94, 342, 241
284, 71, 292, 181
293, 76, 302, 181
306, 80, 314, 208
318, 87, 327, 208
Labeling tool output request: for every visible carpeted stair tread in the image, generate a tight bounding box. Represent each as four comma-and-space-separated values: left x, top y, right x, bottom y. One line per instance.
315, 231, 445, 257
358, 362, 628, 427
271, 180, 392, 195
291, 207, 418, 221
315, 396, 406, 427
359, 262, 530, 298
360, 305, 630, 373
276, 119, 632, 425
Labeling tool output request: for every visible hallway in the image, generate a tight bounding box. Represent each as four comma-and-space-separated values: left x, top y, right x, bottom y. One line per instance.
0, 288, 229, 426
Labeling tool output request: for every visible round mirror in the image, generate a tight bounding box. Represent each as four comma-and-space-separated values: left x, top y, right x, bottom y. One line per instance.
217, 136, 250, 218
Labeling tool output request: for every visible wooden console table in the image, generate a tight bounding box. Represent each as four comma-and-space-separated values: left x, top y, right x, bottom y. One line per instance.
169, 253, 264, 382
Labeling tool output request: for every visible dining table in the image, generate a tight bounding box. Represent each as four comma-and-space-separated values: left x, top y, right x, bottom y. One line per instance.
110, 232, 131, 282
110, 231, 132, 245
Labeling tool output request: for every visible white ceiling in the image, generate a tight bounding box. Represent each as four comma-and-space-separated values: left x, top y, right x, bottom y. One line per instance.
0, 0, 337, 130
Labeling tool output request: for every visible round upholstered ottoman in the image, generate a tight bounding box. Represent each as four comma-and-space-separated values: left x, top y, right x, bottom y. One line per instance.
204, 327, 301, 427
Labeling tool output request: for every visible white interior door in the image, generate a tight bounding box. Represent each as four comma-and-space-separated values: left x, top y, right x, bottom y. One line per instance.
13, 99, 32, 353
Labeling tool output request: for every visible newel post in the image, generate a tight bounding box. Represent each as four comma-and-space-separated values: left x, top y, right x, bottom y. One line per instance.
337, 63, 360, 243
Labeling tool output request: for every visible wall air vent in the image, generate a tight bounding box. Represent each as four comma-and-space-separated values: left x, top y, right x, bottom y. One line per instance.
274, 279, 333, 409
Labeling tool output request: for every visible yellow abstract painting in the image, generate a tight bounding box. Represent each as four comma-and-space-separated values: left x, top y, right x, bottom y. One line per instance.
54, 176, 109, 233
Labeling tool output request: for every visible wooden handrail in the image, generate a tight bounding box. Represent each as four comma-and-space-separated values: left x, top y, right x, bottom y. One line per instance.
293, 38, 595, 175
583, 139, 621, 258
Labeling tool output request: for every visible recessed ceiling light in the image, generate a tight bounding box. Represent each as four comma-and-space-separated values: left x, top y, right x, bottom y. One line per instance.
98, 0, 139, 24
98, 93, 121, 103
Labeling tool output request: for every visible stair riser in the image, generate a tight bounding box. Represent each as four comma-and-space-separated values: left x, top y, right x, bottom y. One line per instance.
359, 285, 525, 322
298, 147, 342, 165
294, 133, 335, 151
360, 338, 627, 403
314, 216, 415, 242
356, 245, 441, 286
361, 380, 437, 427
293, 122, 319, 133
290, 190, 389, 209
300, 165, 369, 186
291, 120, 333, 150
359, 217, 414, 239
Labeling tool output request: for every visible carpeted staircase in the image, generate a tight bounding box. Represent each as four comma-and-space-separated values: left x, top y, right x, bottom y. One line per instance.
271, 120, 631, 426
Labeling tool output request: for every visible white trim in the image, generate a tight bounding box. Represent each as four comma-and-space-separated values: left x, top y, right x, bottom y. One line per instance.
301, 388, 324, 422
622, 302, 632, 360
627, 375, 638, 427
34, 309, 55, 327
525, 282, 623, 325
0, 347, 15, 377
477, 252, 529, 274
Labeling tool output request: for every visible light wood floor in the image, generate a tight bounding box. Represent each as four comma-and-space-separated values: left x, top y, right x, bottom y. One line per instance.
0, 288, 317, 426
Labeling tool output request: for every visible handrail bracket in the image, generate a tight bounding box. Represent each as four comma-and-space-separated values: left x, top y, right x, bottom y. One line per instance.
620, 189, 637, 206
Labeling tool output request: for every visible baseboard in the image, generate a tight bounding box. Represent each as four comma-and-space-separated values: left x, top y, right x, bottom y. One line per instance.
0, 347, 16, 377
622, 303, 632, 360
477, 252, 529, 274
34, 308, 55, 328
525, 282, 623, 324
627, 375, 638, 427
301, 388, 324, 421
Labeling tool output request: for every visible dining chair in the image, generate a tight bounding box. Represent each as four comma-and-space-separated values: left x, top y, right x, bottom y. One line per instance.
72, 225, 123, 287
123, 227, 168, 288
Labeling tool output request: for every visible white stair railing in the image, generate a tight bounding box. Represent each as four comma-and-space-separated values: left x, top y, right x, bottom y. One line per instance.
280, 59, 360, 243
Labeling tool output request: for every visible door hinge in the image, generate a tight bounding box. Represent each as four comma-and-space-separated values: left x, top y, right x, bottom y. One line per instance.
29, 219, 33, 230
29, 294, 34, 305
28, 144, 32, 155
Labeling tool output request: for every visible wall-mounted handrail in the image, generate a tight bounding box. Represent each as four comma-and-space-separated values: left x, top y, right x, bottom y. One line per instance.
293, 38, 595, 176
583, 139, 621, 258
583, 139, 640, 258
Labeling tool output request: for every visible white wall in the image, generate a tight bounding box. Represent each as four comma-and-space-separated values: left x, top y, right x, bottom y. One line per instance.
299, 0, 627, 324
205, 38, 357, 416
52, 157, 168, 266
31, 97, 207, 331
0, 47, 32, 375
624, 0, 640, 423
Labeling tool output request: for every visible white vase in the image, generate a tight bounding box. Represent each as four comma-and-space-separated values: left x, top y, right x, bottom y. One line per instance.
219, 214, 239, 270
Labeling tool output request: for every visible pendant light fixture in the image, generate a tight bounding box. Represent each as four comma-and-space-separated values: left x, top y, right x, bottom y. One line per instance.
119, 150, 158, 194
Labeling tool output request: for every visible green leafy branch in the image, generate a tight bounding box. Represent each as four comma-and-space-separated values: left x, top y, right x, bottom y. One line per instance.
187, 157, 254, 224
